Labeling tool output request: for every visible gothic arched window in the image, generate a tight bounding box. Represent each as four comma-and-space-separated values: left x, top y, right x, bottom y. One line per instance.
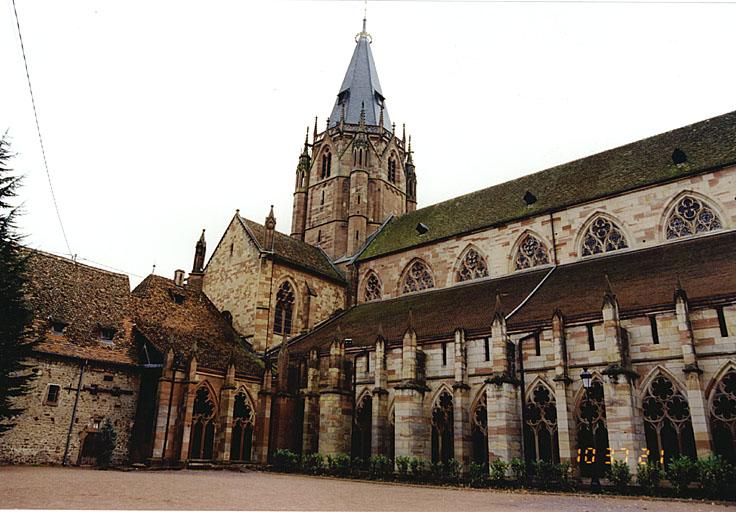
515, 234, 550, 270
189, 385, 217, 460
321, 149, 332, 179
351, 393, 372, 461
576, 379, 609, 477
710, 369, 736, 464
581, 216, 628, 256
364, 272, 382, 302
230, 390, 255, 462
388, 157, 397, 184
471, 392, 488, 465
642, 374, 696, 465
666, 195, 722, 239
274, 281, 295, 335
431, 390, 454, 463
524, 382, 559, 463
456, 247, 489, 282
401, 260, 434, 294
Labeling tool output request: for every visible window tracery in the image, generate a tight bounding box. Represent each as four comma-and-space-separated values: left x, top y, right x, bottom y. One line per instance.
456, 248, 489, 282
581, 216, 628, 256
431, 390, 454, 463
666, 195, 722, 239
388, 157, 397, 183
642, 374, 696, 464
364, 272, 382, 302
524, 382, 559, 463
576, 379, 609, 476
230, 391, 254, 461
471, 392, 488, 465
274, 281, 295, 335
321, 149, 332, 179
352, 393, 372, 461
401, 260, 434, 294
514, 234, 550, 270
710, 369, 736, 463
189, 385, 217, 460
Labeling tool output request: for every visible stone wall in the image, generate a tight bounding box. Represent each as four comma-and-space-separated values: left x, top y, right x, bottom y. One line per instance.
0, 357, 139, 466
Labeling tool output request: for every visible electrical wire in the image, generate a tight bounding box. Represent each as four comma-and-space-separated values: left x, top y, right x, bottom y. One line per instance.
11, 0, 73, 257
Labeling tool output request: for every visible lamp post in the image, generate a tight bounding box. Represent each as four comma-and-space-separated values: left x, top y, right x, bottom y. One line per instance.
580, 368, 601, 492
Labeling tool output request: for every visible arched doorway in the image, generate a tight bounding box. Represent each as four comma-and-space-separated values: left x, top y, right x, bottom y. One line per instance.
352, 392, 372, 462
431, 389, 454, 463
189, 385, 217, 460
230, 390, 255, 462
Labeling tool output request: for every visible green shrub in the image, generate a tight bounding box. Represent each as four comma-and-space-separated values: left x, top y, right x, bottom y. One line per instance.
369, 455, 393, 480
444, 458, 461, 482
430, 460, 444, 481
469, 462, 487, 488
351, 457, 365, 477
300, 453, 323, 475
326, 453, 351, 477
607, 460, 632, 493
489, 459, 508, 484
697, 455, 733, 498
532, 460, 555, 488
510, 457, 526, 483
666, 455, 696, 496
272, 449, 299, 472
97, 419, 117, 469
409, 457, 427, 480
395, 456, 411, 477
555, 462, 573, 488
636, 461, 663, 494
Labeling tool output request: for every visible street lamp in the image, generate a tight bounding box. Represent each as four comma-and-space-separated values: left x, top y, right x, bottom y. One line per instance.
579, 367, 601, 492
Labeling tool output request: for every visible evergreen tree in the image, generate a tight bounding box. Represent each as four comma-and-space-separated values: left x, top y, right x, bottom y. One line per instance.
0, 134, 37, 433
97, 419, 118, 468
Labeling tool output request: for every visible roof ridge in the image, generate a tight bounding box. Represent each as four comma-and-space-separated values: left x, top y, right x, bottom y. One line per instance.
24, 247, 130, 280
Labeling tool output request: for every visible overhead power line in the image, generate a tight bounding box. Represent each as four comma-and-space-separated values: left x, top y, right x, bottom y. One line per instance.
11, 0, 73, 257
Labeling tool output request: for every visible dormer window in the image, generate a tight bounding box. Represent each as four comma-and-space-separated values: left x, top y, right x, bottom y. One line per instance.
169, 290, 185, 305
99, 327, 116, 344
50, 320, 67, 335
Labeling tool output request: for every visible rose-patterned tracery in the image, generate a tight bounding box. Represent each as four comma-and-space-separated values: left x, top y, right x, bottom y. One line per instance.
431, 390, 454, 463
642, 374, 696, 464
230, 390, 255, 461
581, 216, 628, 256
456, 248, 489, 282
515, 234, 550, 270
189, 385, 217, 460
364, 273, 382, 302
666, 196, 722, 239
401, 260, 434, 294
710, 369, 736, 463
524, 382, 559, 463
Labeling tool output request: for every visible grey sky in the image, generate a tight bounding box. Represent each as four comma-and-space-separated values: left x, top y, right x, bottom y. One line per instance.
2, 0, 735, 287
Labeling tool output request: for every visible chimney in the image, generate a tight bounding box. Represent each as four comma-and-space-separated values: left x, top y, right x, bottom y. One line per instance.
173, 269, 185, 287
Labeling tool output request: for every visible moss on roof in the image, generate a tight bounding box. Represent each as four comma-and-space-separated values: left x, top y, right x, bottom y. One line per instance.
360, 110, 736, 260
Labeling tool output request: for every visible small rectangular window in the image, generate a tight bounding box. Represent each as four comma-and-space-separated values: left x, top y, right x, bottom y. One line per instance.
99, 328, 115, 343
534, 332, 541, 357
649, 316, 660, 344
441, 342, 447, 366
50, 321, 67, 335
484, 338, 490, 362
103, 375, 113, 382
45, 384, 60, 405
366, 353, 370, 373
717, 306, 729, 337
587, 324, 595, 351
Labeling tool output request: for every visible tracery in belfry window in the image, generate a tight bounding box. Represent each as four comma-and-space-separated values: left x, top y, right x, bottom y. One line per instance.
642, 373, 696, 465
388, 157, 397, 183
364, 272, 382, 302
274, 281, 295, 335
321, 148, 332, 179
471, 391, 488, 465
401, 260, 434, 294
456, 247, 489, 282
514, 234, 550, 270
710, 368, 736, 464
230, 390, 255, 462
581, 216, 628, 256
665, 195, 722, 239
189, 384, 217, 460
524, 382, 559, 463
431, 390, 454, 463
575, 379, 609, 477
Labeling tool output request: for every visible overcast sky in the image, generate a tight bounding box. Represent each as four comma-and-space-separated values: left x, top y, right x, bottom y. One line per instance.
2, 0, 735, 288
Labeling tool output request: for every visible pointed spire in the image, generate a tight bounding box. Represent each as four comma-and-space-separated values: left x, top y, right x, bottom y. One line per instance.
402, 123, 406, 144
313, 116, 318, 143
406, 135, 414, 164
192, 229, 207, 273
602, 273, 618, 309
264, 205, 276, 251
378, 103, 385, 135
377, 322, 385, 340
301, 127, 310, 156
407, 308, 415, 333
674, 274, 688, 303
359, 101, 366, 129
493, 293, 505, 323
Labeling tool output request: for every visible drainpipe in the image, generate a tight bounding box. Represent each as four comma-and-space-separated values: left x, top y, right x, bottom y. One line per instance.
517, 339, 528, 468
62, 359, 87, 466
161, 354, 180, 465
549, 212, 559, 265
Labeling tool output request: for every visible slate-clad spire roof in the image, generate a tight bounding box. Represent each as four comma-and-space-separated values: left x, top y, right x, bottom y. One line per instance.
328, 19, 392, 131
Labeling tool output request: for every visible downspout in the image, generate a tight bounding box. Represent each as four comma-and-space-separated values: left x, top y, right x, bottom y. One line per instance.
161, 354, 178, 464
516, 340, 528, 468
549, 212, 558, 265
62, 359, 87, 466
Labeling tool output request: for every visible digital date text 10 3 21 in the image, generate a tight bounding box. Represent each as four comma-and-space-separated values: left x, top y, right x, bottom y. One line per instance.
576, 447, 665, 465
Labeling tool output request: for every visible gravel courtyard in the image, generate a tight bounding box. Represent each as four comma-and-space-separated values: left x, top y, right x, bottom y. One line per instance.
0, 466, 731, 511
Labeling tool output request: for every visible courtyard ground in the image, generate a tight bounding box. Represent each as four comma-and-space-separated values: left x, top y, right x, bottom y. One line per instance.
0, 466, 732, 511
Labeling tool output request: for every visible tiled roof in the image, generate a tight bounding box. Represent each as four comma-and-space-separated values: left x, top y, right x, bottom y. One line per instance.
288, 231, 736, 352
131, 275, 263, 376
359, 110, 736, 260
24, 250, 137, 366
240, 216, 345, 283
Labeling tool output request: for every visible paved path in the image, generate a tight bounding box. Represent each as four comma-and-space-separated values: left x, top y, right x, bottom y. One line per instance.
0, 466, 731, 511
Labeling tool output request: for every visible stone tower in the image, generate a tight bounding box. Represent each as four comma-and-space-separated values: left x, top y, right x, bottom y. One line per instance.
290, 18, 417, 260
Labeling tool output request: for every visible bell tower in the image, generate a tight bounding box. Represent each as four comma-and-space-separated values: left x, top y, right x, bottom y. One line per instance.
290, 17, 417, 260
